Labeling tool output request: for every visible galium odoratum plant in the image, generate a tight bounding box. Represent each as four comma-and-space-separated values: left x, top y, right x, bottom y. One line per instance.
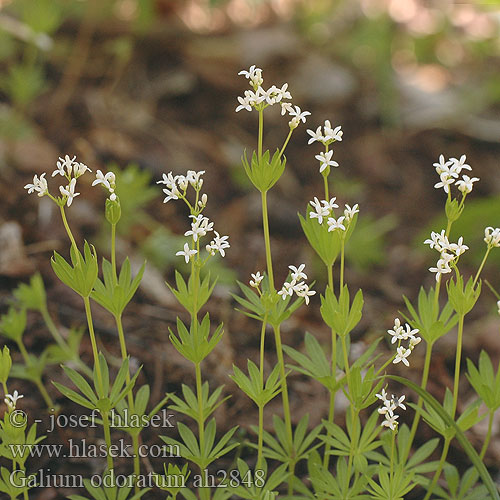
24, 156, 150, 491
157, 169, 236, 500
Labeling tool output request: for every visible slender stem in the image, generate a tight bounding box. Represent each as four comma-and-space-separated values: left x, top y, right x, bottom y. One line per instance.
390, 429, 396, 482
257, 404, 264, 470
258, 110, 263, 161
279, 129, 293, 158
480, 410, 494, 460
340, 239, 345, 292
452, 315, 465, 418
34, 378, 55, 409
2, 381, 7, 396
473, 247, 491, 286
404, 341, 433, 460
323, 174, 329, 202
257, 313, 268, 470
341, 336, 351, 387
347, 408, 359, 481
59, 206, 79, 256
261, 191, 274, 290
433, 219, 453, 316
111, 223, 117, 284
424, 437, 450, 500
101, 411, 115, 471
83, 298, 100, 375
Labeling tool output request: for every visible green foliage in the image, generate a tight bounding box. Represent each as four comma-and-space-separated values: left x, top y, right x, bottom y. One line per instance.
320, 285, 363, 338
0, 64, 46, 108
230, 361, 281, 407
466, 350, 500, 411
152, 463, 190, 497
446, 276, 481, 316
241, 149, 286, 193
367, 463, 416, 499
169, 314, 223, 364
433, 466, 488, 500
168, 271, 216, 317
51, 241, 98, 298
69, 473, 150, 500
161, 419, 238, 470
0, 307, 26, 343
445, 198, 464, 224
53, 355, 139, 413
13, 272, 47, 312
0, 346, 12, 384
348, 365, 383, 410
105, 197, 121, 225
402, 287, 457, 345
91, 258, 145, 317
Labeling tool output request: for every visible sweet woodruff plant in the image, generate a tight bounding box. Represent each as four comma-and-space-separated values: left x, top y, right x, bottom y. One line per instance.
6, 65, 500, 500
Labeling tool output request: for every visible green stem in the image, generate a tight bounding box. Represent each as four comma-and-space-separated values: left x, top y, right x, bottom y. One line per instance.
323, 174, 329, 202
404, 341, 433, 460
111, 223, 117, 284
279, 129, 293, 158
34, 377, 55, 409
257, 313, 268, 470
340, 239, 345, 292
258, 109, 263, 160
60, 205, 79, 257
480, 409, 494, 460
257, 404, 264, 470
452, 315, 465, 418
424, 437, 450, 500
83, 297, 101, 378
390, 429, 396, 482
347, 408, 359, 482
101, 411, 115, 471
261, 191, 274, 290
341, 336, 351, 389
473, 247, 491, 286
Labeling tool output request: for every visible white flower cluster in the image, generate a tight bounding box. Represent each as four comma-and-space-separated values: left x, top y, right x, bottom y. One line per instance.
309, 197, 359, 233
307, 120, 343, 146
158, 170, 206, 205
388, 318, 421, 367
236, 65, 310, 129
424, 230, 469, 281
4, 390, 23, 411
92, 170, 117, 201
484, 227, 500, 248
497, 300, 500, 316
433, 154, 479, 195
277, 264, 316, 305
25, 155, 92, 207
376, 388, 406, 431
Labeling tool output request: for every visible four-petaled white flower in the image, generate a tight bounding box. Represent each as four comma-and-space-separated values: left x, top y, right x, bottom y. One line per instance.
4, 390, 23, 411
74, 162, 91, 178
393, 346, 412, 367
307, 126, 324, 145
238, 65, 263, 87
52, 155, 76, 178
381, 413, 399, 431
176, 243, 197, 264
250, 272, 264, 288
456, 175, 479, 194
315, 150, 339, 173
344, 204, 359, 222
24, 173, 48, 197
92, 170, 116, 199
295, 283, 316, 305
327, 216, 346, 232
484, 227, 500, 248
309, 197, 330, 224
306, 121, 343, 146
289, 264, 307, 281
59, 178, 80, 207
288, 105, 310, 128
206, 232, 230, 257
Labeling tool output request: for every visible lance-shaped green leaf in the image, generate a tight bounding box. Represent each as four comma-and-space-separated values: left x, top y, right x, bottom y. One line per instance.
230, 361, 281, 407
167, 270, 216, 317
467, 350, 500, 411
169, 314, 223, 364
241, 149, 286, 193
0, 467, 31, 498
0, 306, 26, 343
402, 286, 457, 345
447, 275, 481, 316
445, 197, 464, 223
91, 258, 145, 317
13, 272, 47, 312
152, 463, 190, 496
69, 473, 150, 500
168, 382, 228, 423
51, 241, 98, 298
389, 375, 500, 500
0, 346, 12, 384
320, 285, 363, 338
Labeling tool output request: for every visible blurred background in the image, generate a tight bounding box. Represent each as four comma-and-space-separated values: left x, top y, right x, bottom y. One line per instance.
1, 0, 500, 498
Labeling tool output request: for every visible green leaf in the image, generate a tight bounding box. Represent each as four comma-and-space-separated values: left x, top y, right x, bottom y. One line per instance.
320, 285, 363, 338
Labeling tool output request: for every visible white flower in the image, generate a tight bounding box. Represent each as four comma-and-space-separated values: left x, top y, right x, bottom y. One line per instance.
4, 390, 23, 411
424, 230, 450, 253
327, 216, 346, 232
278, 281, 294, 299
250, 272, 264, 288
392, 394, 406, 411
433, 154, 453, 175
381, 413, 399, 431
387, 318, 404, 344
281, 102, 293, 116
264, 83, 291, 104
429, 254, 454, 281
288, 106, 310, 128
497, 300, 500, 316
376, 388, 389, 403
236, 92, 254, 112
59, 178, 79, 207
448, 236, 468, 256
344, 204, 359, 222
434, 171, 455, 194
400, 323, 420, 341
206, 232, 230, 257
409, 336, 422, 348
289, 264, 307, 281
157, 172, 177, 189
484, 227, 500, 248
238, 65, 263, 87
74, 162, 91, 178
24, 173, 48, 197
450, 154, 472, 175
162, 186, 180, 203
306, 126, 324, 145
324, 122, 343, 142
315, 150, 339, 174
92, 170, 115, 192
185, 215, 213, 242
456, 175, 479, 194
294, 282, 316, 305
309, 197, 330, 224
186, 170, 205, 189
393, 346, 411, 367
52, 155, 76, 178
176, 243, 197, 263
